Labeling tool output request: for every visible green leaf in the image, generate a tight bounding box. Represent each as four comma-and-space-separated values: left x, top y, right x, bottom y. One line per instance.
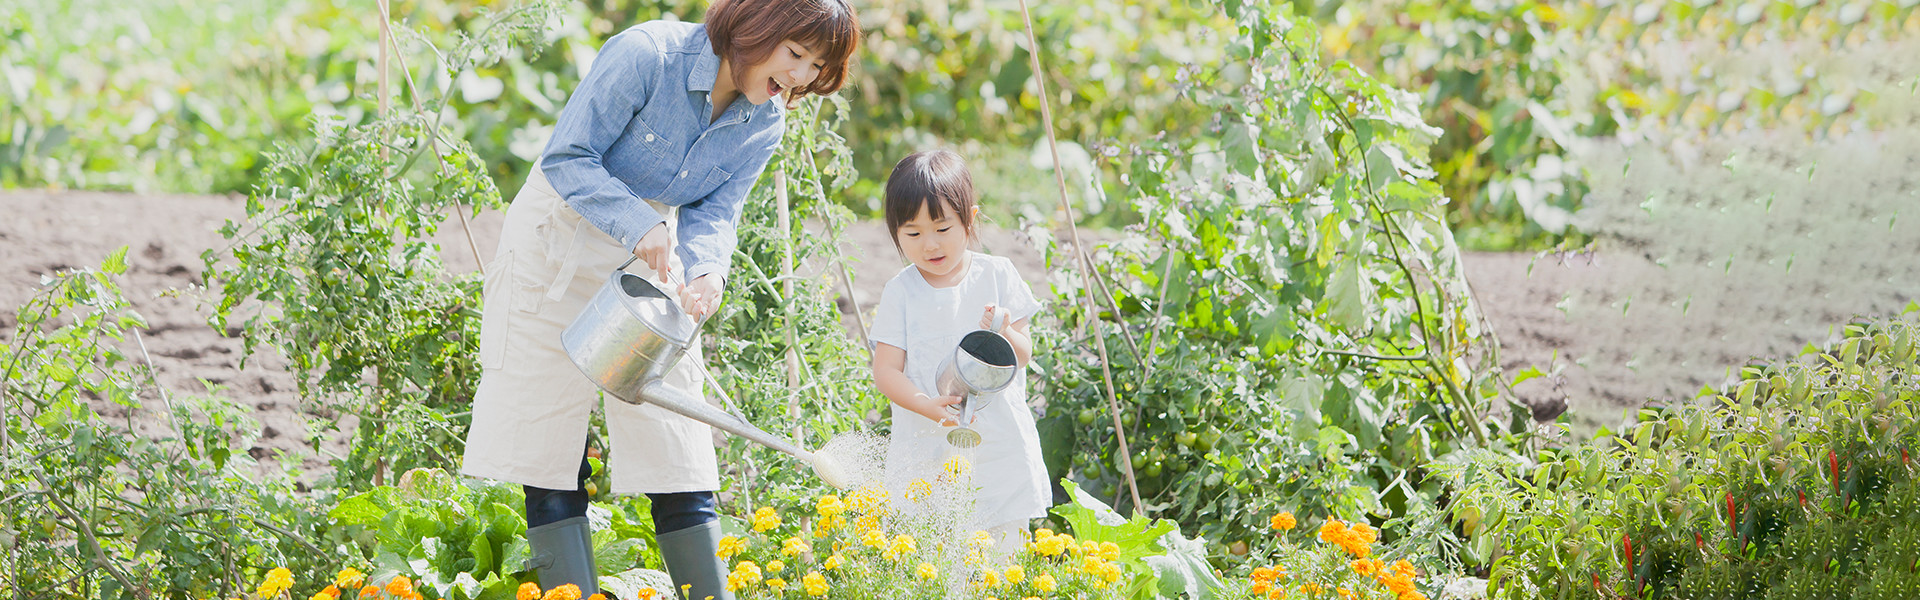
1223, 119, 1262, 176
102, 246, 129, 275
1323, 234, 1369, 333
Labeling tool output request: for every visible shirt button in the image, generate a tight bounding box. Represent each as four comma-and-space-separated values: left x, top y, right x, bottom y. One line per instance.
644, 134, 655, 142
679, 170, 688, 178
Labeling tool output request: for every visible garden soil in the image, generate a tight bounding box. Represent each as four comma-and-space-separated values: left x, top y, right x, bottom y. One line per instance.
4, 137, 1915, 479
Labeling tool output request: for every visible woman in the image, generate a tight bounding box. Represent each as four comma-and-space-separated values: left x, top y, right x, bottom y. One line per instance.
460, 1, 859, 598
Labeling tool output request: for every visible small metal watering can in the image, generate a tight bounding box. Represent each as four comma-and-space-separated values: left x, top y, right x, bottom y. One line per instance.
938, 311, 1018, 448
561, 258, 850, 487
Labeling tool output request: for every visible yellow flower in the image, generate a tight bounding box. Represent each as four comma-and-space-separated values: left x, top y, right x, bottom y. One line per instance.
849, 484, 889, 514
861, 529, 888, 549
917, 562, 939, 580
885, 534, 917, 560
1033, 573, 1057, 593
636, 589, 657, 600
1338, 587, 1356, 599
735, 561, 763, 584
716, 535, 748, 559
802, 572, 829, 596
980, 568, 1001, 588
1003, 565, 1025, 584
335, 568, 367, 590
767, 560, 785, 574
972, 531, 996, 547
816, 495, 847, 518
309, 588, 338, 600
257, 567, 294, 598
812, 515, 845, 538
752, 507, 782, 533
539, 583, 580, 600
767, 578, 787, 590
942, 456, 972, 478
904, 479, 933, 503
823, 554, 845, 571
1092, 541, 1121, 561
516, 582, 541, 600
783, 536, 812, 556
1270, 512, 1296, 531
854, 513, 883, 535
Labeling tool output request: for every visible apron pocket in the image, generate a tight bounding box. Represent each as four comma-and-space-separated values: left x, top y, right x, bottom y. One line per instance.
479, 251, 516, 369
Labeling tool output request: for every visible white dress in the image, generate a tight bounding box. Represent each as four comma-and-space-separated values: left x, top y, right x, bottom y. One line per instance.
869, 252, 1050, 530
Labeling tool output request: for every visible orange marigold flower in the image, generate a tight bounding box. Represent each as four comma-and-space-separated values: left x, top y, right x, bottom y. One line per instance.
1393, 559, 1417, 578
588, 595, 607, 600
516, 582, 541, 600
385, 576, 414, 598
1270, 512, 1297, 531
1351, 559, 1378, 577
540, 583, 582, 600
636, 589, 657, 600
1251, 582, 1273, 595
359, 584, 379, 598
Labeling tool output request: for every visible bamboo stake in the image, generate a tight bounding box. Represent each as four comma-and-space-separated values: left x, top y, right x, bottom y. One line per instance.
777, 169, 804, 441
1011, 0, 1143, 514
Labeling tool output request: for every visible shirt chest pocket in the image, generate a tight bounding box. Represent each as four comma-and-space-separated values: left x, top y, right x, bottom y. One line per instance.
658, 163, 733, 205
625, 118, 734, 205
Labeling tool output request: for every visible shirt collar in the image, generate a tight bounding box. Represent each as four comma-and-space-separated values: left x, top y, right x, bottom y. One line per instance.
686, 26, 720, 94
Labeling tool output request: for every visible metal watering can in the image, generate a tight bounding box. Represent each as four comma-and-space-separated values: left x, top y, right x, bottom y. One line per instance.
938, 311, 1018, 448
560, 258, 849, 487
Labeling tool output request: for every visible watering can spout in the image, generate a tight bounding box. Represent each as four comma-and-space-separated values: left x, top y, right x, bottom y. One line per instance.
635, 380, 851, 489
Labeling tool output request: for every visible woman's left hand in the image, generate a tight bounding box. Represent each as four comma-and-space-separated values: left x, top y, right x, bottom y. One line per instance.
680, 274, 724, 320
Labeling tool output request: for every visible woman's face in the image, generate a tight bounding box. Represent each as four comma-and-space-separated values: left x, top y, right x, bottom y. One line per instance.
738, 39, 827, 105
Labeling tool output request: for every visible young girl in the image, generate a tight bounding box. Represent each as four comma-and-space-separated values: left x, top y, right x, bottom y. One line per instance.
868, 150, 1049, 548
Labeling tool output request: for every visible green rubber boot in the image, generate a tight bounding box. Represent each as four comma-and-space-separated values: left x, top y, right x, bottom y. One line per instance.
526, 516, 599, 596
656, 521, 733, 600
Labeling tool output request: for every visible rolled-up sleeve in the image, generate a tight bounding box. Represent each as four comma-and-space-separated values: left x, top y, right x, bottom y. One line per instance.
675, 124, 783, 283
540, 30, 665, 251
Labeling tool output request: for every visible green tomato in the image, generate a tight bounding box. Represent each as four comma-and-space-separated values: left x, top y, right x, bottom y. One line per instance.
1144, 462, 1164, 478
1176, 432, 1200, 449
1078, 408, 1099, 427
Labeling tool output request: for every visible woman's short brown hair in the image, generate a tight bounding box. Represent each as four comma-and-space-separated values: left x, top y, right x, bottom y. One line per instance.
883, 150, 978, 249
705, 0, 860, 98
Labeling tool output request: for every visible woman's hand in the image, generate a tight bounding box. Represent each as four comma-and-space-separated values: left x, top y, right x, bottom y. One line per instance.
680, 274, 723, 320
632, 223, 672, 278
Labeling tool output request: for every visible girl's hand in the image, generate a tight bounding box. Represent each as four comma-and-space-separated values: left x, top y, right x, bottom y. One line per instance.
632, 223, 672, 278
680, 274, 724, 320
906, 393, 965, 427
978, 303, 1005, 331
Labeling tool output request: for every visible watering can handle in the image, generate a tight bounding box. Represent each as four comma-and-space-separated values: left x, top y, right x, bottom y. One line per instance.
990, 306, 1008, 333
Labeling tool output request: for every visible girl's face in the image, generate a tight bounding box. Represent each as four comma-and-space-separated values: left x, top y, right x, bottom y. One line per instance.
894, 203, 974, 283
738, 39, 827, 105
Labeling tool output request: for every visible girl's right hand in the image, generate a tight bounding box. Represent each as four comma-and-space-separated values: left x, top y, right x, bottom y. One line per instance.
910, 393, 965, 427
632, 223, 672, 278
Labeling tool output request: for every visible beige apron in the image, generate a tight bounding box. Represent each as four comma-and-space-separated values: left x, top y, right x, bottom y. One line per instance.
460, 167, 719, 494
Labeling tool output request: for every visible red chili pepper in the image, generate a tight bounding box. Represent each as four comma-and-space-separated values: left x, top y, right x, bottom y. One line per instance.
1695, 532, 1705, 550
1830, 449, 1841, 495
1727, 492, 1738, 534
1623, 533, 1634, 566
1592, 572, 1601, 591
1904, 446, 1911, 466
1798, 489, 1807, 508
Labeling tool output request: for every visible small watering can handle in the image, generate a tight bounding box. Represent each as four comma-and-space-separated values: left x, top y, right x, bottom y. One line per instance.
617, 256, 638, 273
990, 306, 1008, 333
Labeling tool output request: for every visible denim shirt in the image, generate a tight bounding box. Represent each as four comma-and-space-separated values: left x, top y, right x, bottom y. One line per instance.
540, 21, 786, 283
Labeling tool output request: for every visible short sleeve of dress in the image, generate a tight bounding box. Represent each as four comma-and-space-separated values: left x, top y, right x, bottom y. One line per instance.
869, 276, 909, 351
994, 257, 1042, 323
